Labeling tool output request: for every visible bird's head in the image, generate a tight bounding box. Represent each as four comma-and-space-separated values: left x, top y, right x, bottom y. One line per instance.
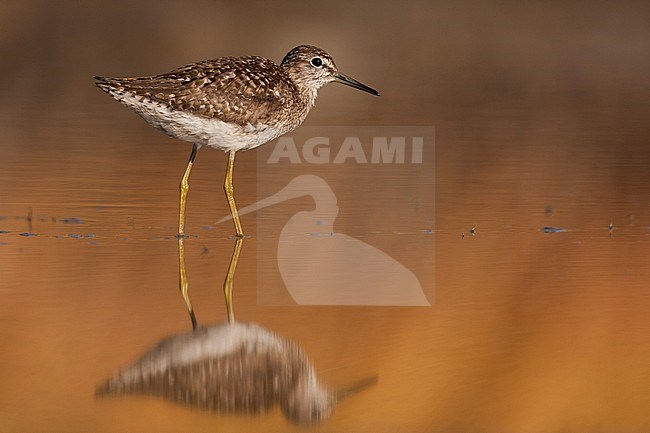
281, 373, 336, 425
281, 45, 379, 96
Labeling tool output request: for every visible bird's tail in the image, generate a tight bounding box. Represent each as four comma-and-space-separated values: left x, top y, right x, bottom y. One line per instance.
94, 76, 118, 94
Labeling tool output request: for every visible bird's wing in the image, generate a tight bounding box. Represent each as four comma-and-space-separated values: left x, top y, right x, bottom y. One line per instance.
96, 56, 296, 126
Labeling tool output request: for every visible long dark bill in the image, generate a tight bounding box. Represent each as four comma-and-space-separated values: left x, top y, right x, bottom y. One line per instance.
333, 72, 380, 96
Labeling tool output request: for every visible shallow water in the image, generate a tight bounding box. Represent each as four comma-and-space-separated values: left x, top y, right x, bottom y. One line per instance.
1, 1, 650, 432
2, 98, 649, 432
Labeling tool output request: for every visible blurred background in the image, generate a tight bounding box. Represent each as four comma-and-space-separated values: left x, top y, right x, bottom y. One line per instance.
0, 1, 649, 432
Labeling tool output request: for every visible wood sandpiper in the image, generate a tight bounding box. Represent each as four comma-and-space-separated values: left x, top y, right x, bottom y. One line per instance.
95, 45, 379, 324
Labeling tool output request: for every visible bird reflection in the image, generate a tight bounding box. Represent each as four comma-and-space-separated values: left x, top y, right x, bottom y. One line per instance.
97, 321, 375, 424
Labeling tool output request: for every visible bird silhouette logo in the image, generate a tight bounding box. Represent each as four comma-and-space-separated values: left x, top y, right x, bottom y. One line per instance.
219, 174, 430, 306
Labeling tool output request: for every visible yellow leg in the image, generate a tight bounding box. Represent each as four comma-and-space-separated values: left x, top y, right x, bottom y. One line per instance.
179, 144, 199, 236
224, 150, 244, 238
223, 236, 243, 324
178, 144, 199, 330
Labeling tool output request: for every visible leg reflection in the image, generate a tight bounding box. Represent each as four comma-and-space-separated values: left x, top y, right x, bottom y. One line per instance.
178, 235, 198, 330
223, 236, 243, 324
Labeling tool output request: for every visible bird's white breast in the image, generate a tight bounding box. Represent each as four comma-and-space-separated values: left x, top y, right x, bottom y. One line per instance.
113, 91, 286, 152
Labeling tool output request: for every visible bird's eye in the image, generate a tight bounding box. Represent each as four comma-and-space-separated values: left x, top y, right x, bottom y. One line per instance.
310, 57, 323, 68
